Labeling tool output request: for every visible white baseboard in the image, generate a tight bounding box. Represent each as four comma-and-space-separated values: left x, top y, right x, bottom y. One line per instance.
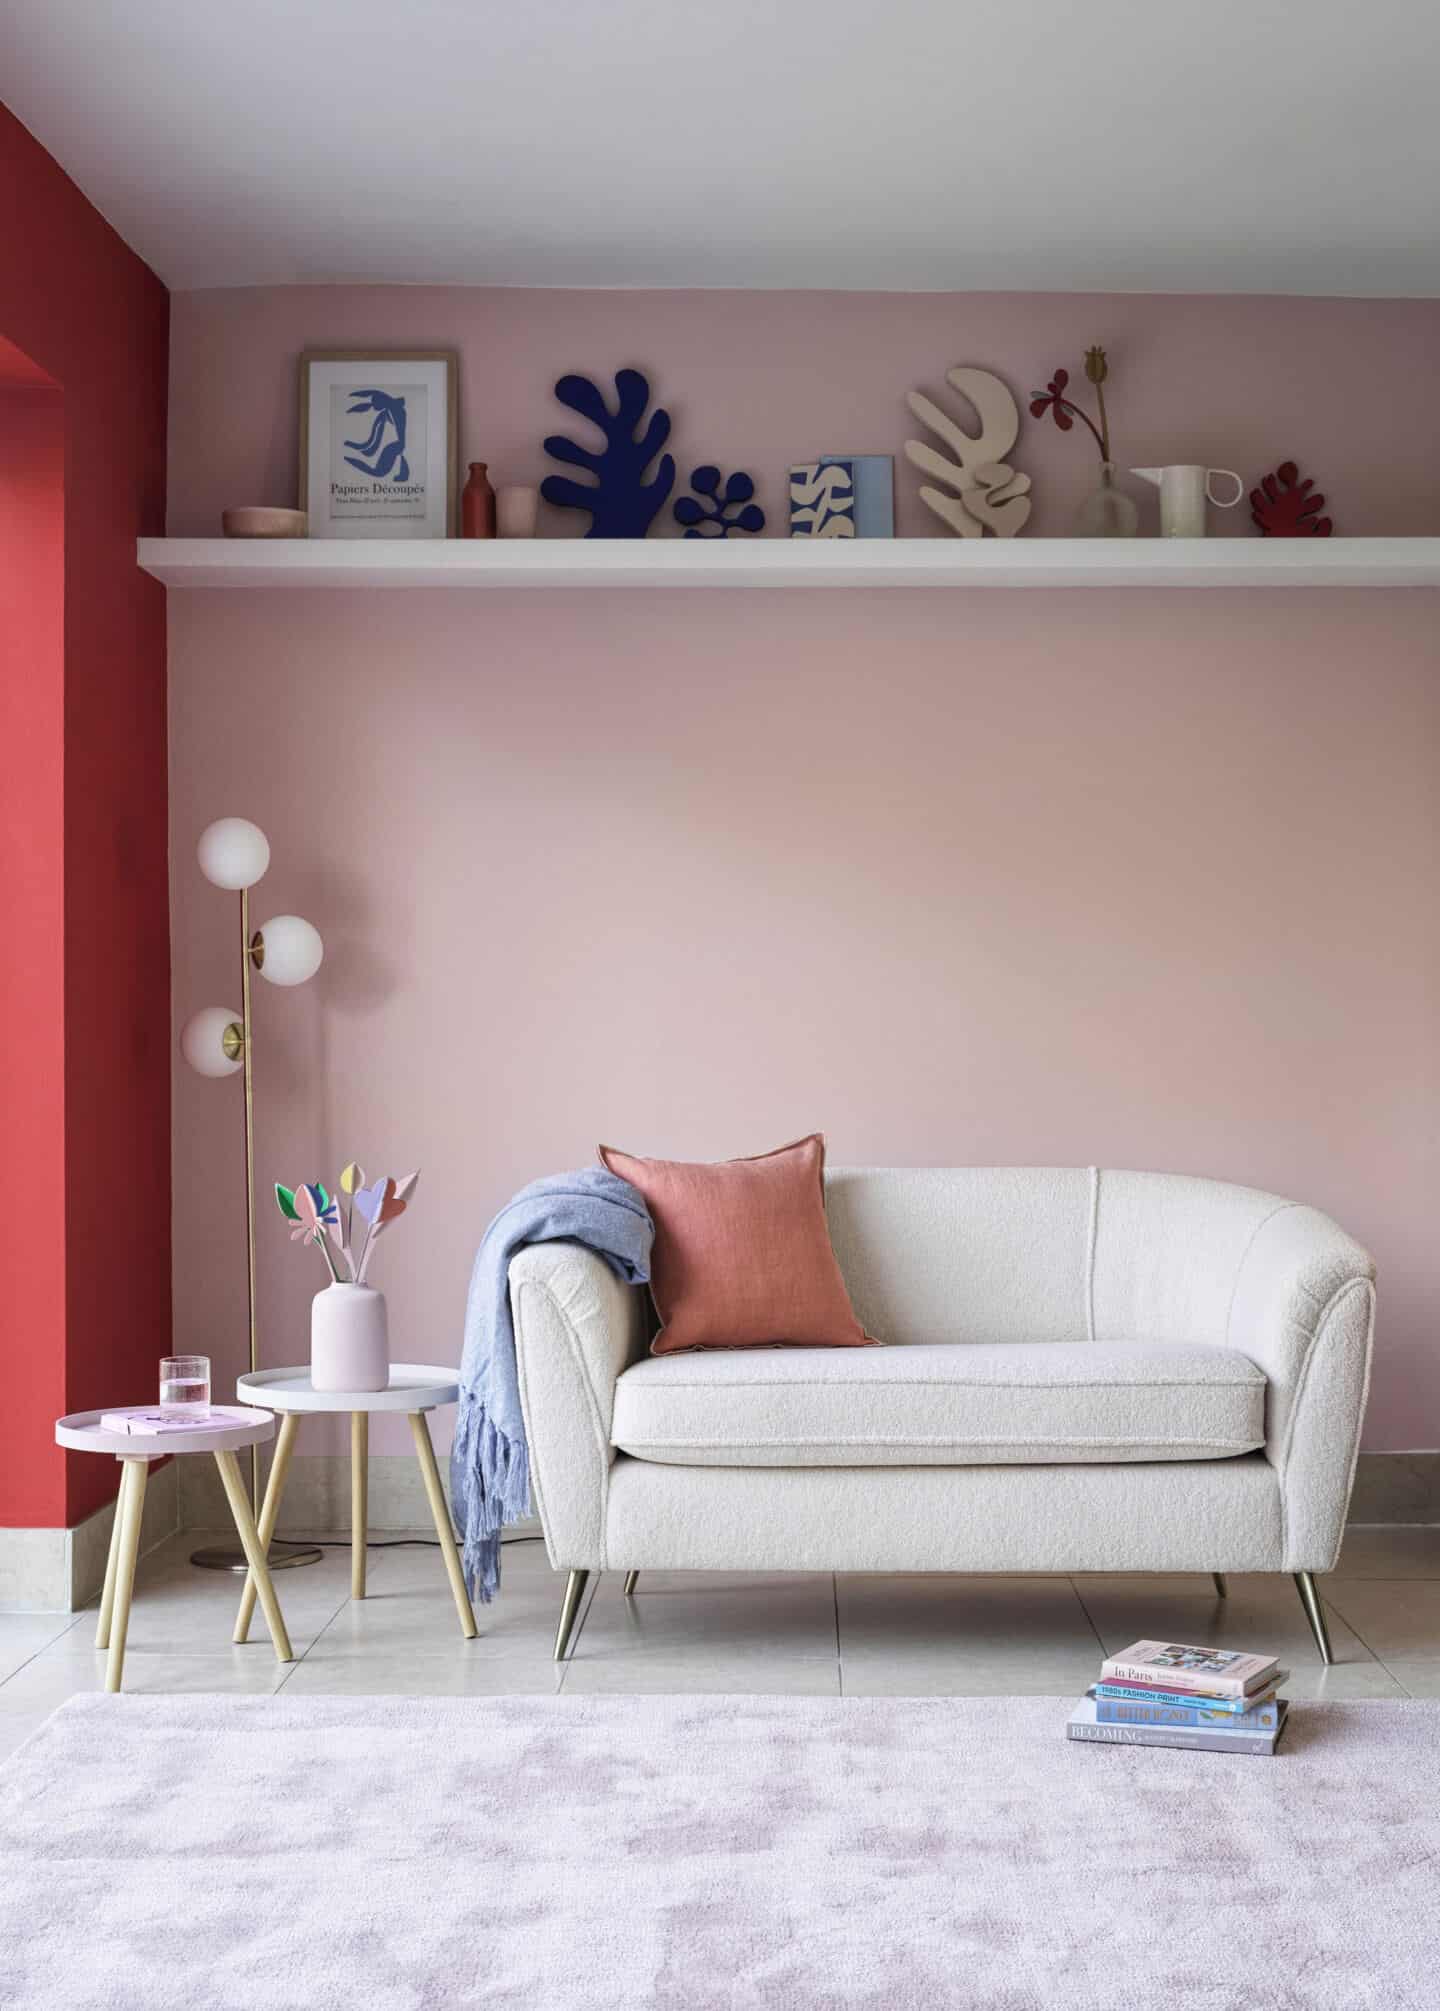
178, 1450, 1437, 1536
7, 1449, 1425, 1611
179, 1448, 466, 1535
0, 1460, 180, 1613
1347, 1451, 1439, 1525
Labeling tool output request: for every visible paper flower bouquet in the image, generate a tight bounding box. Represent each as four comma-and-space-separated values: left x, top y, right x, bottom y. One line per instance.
275, 1163, 420, 1392
275, 1163, 419, 1285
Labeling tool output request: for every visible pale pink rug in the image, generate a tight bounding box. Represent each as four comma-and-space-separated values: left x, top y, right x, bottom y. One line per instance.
0, 1694, 1435, 2009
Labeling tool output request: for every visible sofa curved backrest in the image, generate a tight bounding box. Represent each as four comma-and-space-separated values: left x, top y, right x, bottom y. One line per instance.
822, 1166, 1368, 1352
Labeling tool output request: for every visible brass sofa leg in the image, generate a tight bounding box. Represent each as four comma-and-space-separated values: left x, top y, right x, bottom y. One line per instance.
1211, 1572, 1228, 1597
1294, 1570, 1334, 1666
553, 1568, 591, 1662
623, 1570, 639, 1597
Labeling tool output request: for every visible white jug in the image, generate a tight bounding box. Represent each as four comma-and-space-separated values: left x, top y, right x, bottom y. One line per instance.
1131, 464, 1244, 538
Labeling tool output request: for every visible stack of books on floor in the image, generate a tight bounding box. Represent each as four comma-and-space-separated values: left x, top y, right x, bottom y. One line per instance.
1068, 1638, 1289, 1756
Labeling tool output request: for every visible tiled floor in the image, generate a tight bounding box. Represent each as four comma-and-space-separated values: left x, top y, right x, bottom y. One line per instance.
1, 1524, 1437, 1755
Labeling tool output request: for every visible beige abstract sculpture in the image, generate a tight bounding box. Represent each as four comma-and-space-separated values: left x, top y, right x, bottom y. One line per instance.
904, 367, 1032, 537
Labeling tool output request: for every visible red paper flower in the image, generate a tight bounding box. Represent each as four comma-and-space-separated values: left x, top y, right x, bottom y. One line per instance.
1030, 363, 1109, 456
1030, 370, 1074, 430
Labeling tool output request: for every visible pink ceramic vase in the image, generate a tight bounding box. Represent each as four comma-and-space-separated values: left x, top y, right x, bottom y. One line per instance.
311, 1283, 389, 1393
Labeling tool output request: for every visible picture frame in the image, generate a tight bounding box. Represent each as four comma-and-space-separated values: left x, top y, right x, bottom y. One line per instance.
299, 349, 458, 538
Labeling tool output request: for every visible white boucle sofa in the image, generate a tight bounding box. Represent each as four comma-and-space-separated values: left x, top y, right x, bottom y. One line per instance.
510, 1168, 1375, 1663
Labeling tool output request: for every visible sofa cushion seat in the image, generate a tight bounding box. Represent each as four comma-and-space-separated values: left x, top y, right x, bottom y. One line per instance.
610, 1340, 1266, 1468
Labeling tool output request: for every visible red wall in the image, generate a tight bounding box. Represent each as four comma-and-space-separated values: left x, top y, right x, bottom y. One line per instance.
0, 381, 66, 1522
0, 106, 170, 1526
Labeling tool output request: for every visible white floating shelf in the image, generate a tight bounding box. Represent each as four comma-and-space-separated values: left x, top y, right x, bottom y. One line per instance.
138, 536, 1440, 591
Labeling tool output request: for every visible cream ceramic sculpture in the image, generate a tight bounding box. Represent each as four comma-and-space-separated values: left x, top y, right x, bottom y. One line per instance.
904, 367, 1032, 537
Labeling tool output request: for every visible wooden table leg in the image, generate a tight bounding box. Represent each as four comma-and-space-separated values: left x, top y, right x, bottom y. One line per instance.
214, 1449, 293, 1663
234, 1413, 299, 1645
94, 1470, 127, 1651
105, 1457, 149, 1694
351, 1412, 368, 1600
409, 1410, 477, 1641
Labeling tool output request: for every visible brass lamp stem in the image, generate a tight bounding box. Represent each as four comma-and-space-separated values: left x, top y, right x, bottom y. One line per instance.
241, 886, 259, 1507
191, 864, 322, 1576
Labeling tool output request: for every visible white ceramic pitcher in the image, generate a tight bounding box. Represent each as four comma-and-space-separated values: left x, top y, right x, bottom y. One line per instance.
1131, 464, 1244, 538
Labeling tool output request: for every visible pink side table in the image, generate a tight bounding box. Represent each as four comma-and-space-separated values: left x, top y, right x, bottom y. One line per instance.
55, 1406, 293, 1693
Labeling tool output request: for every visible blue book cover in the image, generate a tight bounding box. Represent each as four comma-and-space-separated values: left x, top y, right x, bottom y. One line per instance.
1069, 1697, 1287, 1756
1092, 1674, 1287, 1716
1090, 1690, 1281, 1731
819, 454, 893, 537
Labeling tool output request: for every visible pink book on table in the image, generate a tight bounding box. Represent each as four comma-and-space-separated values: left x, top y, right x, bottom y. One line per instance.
100, 1409, 221, 1436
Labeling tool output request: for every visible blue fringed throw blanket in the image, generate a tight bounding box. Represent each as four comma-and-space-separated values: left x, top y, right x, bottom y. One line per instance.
450, 1168, 653, 1602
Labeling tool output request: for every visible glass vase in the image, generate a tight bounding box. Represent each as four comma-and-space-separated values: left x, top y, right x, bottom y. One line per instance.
1075, 462, 1140, 538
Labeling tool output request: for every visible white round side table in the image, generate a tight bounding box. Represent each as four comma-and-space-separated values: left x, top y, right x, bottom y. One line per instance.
234, 1366, 476, 1642
54, 1407, 294, 1693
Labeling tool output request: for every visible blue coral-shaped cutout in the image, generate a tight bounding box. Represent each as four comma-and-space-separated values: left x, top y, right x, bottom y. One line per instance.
540, 369, 675, 538
673, 465, 765, 539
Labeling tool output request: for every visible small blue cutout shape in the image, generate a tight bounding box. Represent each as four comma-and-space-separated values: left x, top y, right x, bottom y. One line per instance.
674, 466, 765, 539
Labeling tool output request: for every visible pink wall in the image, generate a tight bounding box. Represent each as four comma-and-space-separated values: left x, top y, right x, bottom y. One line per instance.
168, 287, 1440, 1453
169, 286, 1440, 541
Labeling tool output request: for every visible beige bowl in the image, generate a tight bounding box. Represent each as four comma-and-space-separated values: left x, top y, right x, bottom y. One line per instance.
222, 507, 308, 539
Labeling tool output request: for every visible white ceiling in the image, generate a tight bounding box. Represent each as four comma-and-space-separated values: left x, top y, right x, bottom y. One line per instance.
6, 0, 1440, 295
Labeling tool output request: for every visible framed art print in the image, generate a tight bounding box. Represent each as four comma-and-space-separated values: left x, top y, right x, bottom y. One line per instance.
299, 350, 458, 538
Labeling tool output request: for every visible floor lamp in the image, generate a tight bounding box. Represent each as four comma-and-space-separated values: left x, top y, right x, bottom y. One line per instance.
180, 817, 325, 1574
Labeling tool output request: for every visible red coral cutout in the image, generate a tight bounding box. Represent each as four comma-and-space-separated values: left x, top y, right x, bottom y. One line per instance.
1250, 462, 1332, 537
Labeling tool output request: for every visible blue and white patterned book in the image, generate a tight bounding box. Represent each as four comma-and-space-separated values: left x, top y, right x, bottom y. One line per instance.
789, 461, 855, 538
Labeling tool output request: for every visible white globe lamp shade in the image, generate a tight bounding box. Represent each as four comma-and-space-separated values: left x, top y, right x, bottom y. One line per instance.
181, 1006, 244, 1078
197, 817, 270, 891
254, 914, 324, 987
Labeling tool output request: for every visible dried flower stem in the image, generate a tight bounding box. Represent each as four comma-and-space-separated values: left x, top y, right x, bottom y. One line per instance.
1057, 397, 1108, 458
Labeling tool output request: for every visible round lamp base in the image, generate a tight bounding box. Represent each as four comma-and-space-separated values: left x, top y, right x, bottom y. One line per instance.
190, 1539, 324, 1573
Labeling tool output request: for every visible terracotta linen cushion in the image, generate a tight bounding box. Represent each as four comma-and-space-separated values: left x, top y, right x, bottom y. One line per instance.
596, 1134, 876, 1355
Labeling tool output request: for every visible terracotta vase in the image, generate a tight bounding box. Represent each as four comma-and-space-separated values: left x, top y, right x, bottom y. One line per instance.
461, 462, 497, 539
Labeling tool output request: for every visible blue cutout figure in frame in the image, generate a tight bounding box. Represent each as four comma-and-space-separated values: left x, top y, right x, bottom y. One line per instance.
343, 390, 411, 482
541, 369, 675, 537
674, 466, 765, 538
